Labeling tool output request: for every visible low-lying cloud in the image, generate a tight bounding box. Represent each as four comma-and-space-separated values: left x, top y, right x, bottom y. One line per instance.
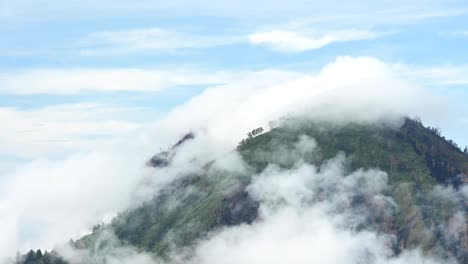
55, 150, 463, 264
180, 155, 451, 264
0, 56, 447, 261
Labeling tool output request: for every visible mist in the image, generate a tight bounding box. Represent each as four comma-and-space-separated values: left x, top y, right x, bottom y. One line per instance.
53, 136, 465, 264
0, 56, 456, 262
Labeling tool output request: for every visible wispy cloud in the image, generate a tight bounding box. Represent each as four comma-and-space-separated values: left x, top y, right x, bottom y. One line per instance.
78, 28, 242, 55
248, 29, 380, 52
0, 68, 238, 94
0, 103, 150, 158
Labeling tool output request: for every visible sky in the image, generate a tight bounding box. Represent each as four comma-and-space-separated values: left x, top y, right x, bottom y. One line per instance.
1, 0, 468, 166
1, 0, 468, 258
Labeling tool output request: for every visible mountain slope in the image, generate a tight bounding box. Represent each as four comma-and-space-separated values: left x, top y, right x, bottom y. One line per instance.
14, 118, 468, 264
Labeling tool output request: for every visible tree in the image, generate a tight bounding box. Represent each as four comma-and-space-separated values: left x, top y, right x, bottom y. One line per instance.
464, 146, 468, 154
247, 127, 263, 139
429, 126, 441, 136
35, 250, 42, 260
448, 139, 459, 150
252, 127, 264, 137
23, 250, 35, 264
412, 116, 423, 125
92, 222, 104, 233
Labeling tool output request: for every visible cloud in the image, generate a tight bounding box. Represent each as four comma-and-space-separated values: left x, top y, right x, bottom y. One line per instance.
0, 68, 236, 94
248, 29, 379, 52
155, 57, 439, 151
58, 230, 157, 264
78, 28, 242, 55
0, 124, 223, 260
0, 149, 160, 259
0, 103, 149, 159
50, 141, 461, 264
179, 156, 450, 264
5, 55, 436, 161
0, 56, 444, 260
77, 26, 380, 56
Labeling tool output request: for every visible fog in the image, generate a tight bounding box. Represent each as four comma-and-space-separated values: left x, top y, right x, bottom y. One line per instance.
0, 56, 452, 261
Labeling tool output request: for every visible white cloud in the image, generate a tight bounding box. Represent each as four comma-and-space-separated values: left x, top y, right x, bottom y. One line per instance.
0, 68, 236, 94
0, 149, 154, 257
0, 103, 150, 158
181, 158, 449, 264
0, 56, 445, 260
248, 29, 379, 52
57, 230, 157, 264
156, 56, 439, 151
78, 28, 242, 55
50, 146, 458, 264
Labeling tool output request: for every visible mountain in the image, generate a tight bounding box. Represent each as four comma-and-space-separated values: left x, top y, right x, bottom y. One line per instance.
13, 117, 468, 264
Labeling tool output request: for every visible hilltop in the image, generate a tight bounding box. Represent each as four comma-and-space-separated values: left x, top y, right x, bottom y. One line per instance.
14, 117, 468, 264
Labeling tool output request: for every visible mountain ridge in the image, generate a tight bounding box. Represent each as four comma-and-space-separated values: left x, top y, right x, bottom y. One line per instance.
12, 117, 468, 264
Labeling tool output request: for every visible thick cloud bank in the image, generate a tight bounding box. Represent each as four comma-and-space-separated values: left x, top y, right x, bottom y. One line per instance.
156, 56, 438, 149
0, 56, 444, 260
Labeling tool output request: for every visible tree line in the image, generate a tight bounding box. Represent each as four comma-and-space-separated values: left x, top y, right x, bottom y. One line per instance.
237, 127, 264, 150
411, 116, 467, 154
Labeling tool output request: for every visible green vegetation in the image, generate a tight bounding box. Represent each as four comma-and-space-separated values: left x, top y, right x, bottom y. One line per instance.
11, 250, 66, 264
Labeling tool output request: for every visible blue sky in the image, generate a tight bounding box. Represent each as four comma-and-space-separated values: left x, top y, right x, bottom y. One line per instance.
1, 0, 468, 168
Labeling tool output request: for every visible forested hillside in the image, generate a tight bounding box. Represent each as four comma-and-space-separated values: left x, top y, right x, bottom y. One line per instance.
13, 117, 468, 264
